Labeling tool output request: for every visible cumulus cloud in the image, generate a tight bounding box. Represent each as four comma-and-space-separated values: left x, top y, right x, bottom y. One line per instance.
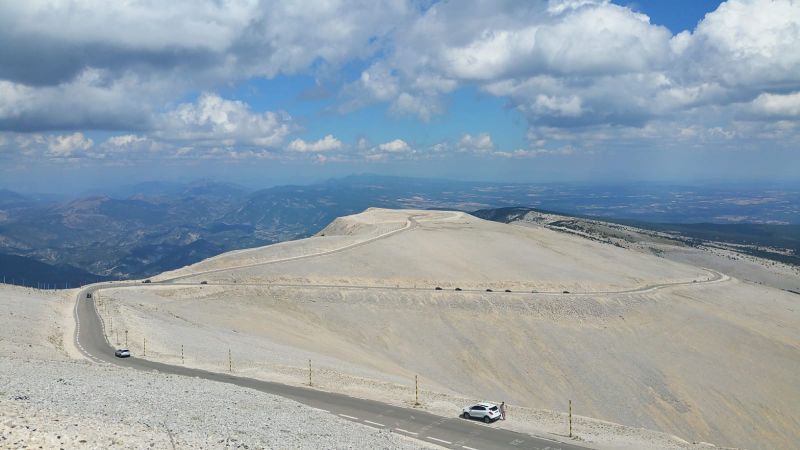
339, 0, 800, 141
1, 0, 799, 165
378, 139, 411, 153
748, 92, 800, 118
288, 135, 344, 153
47, 132, 94, 157
0, 0, 411, 131
458, 133, 495, 152
158, 93, 292, 148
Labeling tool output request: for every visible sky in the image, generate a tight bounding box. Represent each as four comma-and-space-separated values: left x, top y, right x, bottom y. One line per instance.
0, 0, 798, 193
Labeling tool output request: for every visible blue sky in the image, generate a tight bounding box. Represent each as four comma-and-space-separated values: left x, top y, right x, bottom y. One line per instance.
0, 0, 797, 193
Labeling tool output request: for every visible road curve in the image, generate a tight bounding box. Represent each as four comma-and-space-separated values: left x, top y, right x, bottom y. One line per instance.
73, 211, 725, 450
74, 285, 589, 450
163, 215, 422, 283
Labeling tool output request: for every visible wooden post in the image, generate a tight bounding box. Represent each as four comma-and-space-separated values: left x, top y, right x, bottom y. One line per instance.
143, 337, 146, 357
228, 349, 232, 373
415, 375, 420, 406
181, 344, 184, 364
569, 399, 573, 438
125, 330, 128, 347
308, 359, 312, 386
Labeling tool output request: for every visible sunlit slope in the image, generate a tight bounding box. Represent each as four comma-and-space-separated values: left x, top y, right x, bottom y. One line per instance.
123, 208, 800, 449
160, 208, 707, 291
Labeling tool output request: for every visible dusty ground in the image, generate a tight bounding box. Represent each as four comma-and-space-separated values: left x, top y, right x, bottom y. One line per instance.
100, 208, 799, 450
0, 283, 436, 449
162, 209, 707, 292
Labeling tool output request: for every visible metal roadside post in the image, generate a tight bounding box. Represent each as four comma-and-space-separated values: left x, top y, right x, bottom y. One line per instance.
569, 399, 573, 438
415, 375, 420, 406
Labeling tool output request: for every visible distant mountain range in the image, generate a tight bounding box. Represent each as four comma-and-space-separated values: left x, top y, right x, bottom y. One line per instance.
0, 175, 798, 287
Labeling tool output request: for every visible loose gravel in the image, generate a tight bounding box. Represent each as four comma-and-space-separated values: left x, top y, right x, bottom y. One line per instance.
0, 357, 433, 449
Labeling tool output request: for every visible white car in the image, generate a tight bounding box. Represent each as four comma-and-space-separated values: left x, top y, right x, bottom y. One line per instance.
114, 349, 131, 358
462, 402, 501, 423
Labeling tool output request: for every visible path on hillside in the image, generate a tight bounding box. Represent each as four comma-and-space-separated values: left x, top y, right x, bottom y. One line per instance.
161, 208, 725, 297
74, 211, 729, 449
160, 268, 727, 296
74, 284, 589, 450
163, 213, 428, 282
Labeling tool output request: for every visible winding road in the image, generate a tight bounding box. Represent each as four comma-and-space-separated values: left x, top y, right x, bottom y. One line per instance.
74, 283, 588, 450
73, 212, 728, 449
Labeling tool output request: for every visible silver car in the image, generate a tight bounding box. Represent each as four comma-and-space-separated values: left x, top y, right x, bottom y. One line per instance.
114, 348, 131, 358
462, 402, 501, 423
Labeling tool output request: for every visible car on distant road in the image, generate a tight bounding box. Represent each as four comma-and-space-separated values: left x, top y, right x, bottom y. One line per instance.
455, 287, 462, 291
462, 402, 501, 423
143, 279, 151, 283
200, 281, 208, 285
486, 288, 493, 292
86, 293, 92, 299
114, 349, 131, 358
504, 289, 512, 292
435, 286, 442, 290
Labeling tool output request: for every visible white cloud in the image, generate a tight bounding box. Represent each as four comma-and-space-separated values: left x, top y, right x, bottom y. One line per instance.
338, 0, 800, 144
547, 0, 608, 15
288, 135, 343, 153
458, 133, 494, 152
378, 139, 411, 153
1, 0, 799, 166
748, 92, 800, 118
159, 93, 292, 148
47, 132, 93, 157
0, 0, 411, 131
681, 0, 800, 88
390, 93, 444, 121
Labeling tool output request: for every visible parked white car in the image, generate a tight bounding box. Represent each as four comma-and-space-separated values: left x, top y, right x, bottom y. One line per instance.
462, 402, 501, 423
114, 348, 131, 358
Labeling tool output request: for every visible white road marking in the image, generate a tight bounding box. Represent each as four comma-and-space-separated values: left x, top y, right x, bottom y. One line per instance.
427, 436, 452, 445
462, 446, 480, 450
311, 407, 330, 413
364, 420, 385, 427
338, 414, 359, 420
395, 428, 418, 436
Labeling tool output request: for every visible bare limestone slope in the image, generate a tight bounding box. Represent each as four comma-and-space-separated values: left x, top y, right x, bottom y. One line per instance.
103, 208, 799, 450
0, 284, 435, 449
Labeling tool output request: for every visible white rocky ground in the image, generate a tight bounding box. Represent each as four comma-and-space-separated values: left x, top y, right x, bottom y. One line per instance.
97, 209, 800, 450
0, 284, 435, 449
159, 209, 708, 292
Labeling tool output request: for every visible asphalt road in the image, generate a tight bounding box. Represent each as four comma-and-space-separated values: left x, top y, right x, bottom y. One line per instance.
74, 284, 589, 450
